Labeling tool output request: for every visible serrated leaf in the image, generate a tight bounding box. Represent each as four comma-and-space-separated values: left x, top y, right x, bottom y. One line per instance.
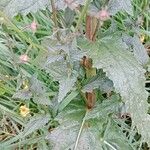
44, 61, 70, 81
46, 100, 133, 150
132, 35, 149, 65
22, 115, 50, 137
82, 75, 113, 93
122, 35, 149, 65
33, 95, 52, 105
58, 76, 77, 103
55, 0, 85, 11
79, 36, 150, 145
30, 75, 46, 94
0, 0, 85, 18
12, 89, 32, 100
0, 0, 50, 18
108, 0, 133, 16
85, 95, 120, 120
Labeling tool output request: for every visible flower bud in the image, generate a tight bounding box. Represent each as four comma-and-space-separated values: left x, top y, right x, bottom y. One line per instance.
96, 9, 110, 21
19, 54, 29, 63
30, 21, 37, 32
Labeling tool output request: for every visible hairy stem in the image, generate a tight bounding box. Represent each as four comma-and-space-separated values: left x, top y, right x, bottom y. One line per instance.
74, 111, 88, 150
50, 0, 60, 40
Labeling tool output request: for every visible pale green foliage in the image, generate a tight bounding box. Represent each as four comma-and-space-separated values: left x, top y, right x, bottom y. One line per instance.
22, 115, 50, 137
0, 0, 50, 18
0, 0, 85, 18
132, 35, 149, 65
40, 35, 82, 103
0, 0, 149, 149
108, 0, 133, 15
123, 35, 149, 65
79, 36, 150, 145
82, 75, 113, 93
58, 76, 77, 103
13, 89, 32, 100
46, 100, 133, 150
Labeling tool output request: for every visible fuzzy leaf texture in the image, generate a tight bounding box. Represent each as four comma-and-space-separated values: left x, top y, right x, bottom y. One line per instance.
46, 100, 133, 150
0, 0, 85, 18
0, 0, 50, 18
108, 0, 133, 16
78, 36, 150, 145
122, 35, 149, 65
82, 75, 113, 93
22, 115, 50, 137
58, 76, 77, 103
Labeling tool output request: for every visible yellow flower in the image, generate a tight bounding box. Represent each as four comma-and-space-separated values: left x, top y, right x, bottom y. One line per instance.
19, 105, 30, 117
140, 35, 145, 43
22, 80, 29, 90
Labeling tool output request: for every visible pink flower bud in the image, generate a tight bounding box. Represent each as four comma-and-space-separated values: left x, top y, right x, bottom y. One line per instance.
96, 9, 110, 21
19, 54, 29, 63
30, 21, 37, 32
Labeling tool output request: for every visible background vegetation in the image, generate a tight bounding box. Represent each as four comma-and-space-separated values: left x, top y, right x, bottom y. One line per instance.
0, 0, 150, 149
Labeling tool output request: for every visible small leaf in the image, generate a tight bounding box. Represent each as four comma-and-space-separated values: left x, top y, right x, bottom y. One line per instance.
0, 87, 6, 95
22, 115, 50, 137
108, 0, 133, 16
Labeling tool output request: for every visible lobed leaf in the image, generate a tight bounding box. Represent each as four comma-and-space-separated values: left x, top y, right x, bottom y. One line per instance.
79, 36, 150, 145
22, 115, 50, 137
108, 0, 133, 16
0, 0, 85, 18
0, 0, 50, 18
46, 100, 133, 150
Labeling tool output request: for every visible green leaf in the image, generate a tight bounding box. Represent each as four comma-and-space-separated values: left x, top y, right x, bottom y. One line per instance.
58, 76, 77, 103
44, 61, 69, 81
22, 115, 50, 137
82, 75, 113, 93
85, 95, 120, 120
30, 75, 46, 95
46, 100, 133, 150
58, 90, 79, 111
0, 0, 85, 18
0, 0, 50, 18
108, 0, 133, 16
33, 95, 52, 105
0, 87, 6, 95
122, 35, 149, 65
12, 89, 32, 100
132, 35, 149, 65
79, 36, 150, 145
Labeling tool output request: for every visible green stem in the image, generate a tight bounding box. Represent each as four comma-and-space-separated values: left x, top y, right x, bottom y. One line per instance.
75, 0, 91, 32
50, 0, 58, 28
74, 111, 88, 150
50, 0, 61, 41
